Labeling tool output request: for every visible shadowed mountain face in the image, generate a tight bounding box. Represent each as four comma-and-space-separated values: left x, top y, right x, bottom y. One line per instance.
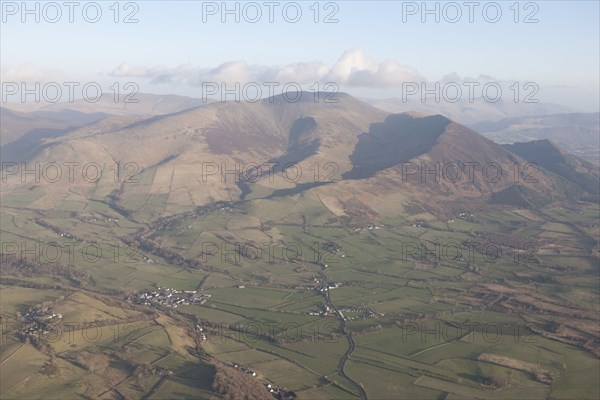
344, 114, 451, 179
0, 127, 76, 164
288, 115, 318, 147
505, 140, 600, 199
239, 116, 320, 200
269, 116, 320, 173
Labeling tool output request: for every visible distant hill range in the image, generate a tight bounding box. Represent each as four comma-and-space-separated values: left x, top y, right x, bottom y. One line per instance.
1, 93, 210, 146
362, 97, 574, 126
0, 93, 211, 163
472, 113, 600, 165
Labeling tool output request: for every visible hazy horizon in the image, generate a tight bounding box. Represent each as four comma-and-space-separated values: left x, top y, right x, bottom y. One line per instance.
2, 1, 599, 111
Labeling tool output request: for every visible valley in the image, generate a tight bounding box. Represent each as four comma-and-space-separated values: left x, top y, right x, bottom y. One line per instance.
1, 94, 598, 399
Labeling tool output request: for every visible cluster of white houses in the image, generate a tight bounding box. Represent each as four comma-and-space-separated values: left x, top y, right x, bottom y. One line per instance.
339, 306, 385, 321
129, 287, 211, 308
309, 303, 335, 317
317, 282, 342, 293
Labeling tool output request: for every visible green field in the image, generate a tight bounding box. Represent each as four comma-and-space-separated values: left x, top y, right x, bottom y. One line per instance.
1, 194, 598, 399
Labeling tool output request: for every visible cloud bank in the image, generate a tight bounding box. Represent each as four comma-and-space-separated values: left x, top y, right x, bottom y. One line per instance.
108, 49, 425, 88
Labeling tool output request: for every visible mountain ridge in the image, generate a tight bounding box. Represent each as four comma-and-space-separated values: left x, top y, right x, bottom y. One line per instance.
0, 93, 593, 221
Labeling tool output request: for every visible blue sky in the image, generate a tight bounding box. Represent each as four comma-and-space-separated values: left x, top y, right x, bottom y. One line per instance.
1, 1, 599, 110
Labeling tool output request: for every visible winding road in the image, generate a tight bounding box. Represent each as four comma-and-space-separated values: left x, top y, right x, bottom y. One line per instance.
321, 268, 368, 400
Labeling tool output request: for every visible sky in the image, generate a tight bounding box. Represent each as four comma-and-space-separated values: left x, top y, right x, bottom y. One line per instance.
1, 0, 599, 111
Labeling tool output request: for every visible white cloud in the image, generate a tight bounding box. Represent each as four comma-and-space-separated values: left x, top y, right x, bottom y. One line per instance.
198, 61, 251, 85
2, 52, 509, 95
107, 49, 426, 89
266, 62, 329, 84
110, 63, 151, 78
327, 49, 378, 83
0, 65, 66, 83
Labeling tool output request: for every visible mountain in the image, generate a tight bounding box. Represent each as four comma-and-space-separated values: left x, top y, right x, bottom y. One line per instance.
303, 113, 562, 218
505, 140, 600, 201
2, 93, 210, 117
473, 113, 600, 164
1, 93, 211, 146
0, 106, 107, 147
363, 97, 574, 126
0, 94, 213, 165
0, 93, 591, 220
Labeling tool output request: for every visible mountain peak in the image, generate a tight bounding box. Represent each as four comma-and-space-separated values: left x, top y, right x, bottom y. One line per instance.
261, 91, 354, 105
